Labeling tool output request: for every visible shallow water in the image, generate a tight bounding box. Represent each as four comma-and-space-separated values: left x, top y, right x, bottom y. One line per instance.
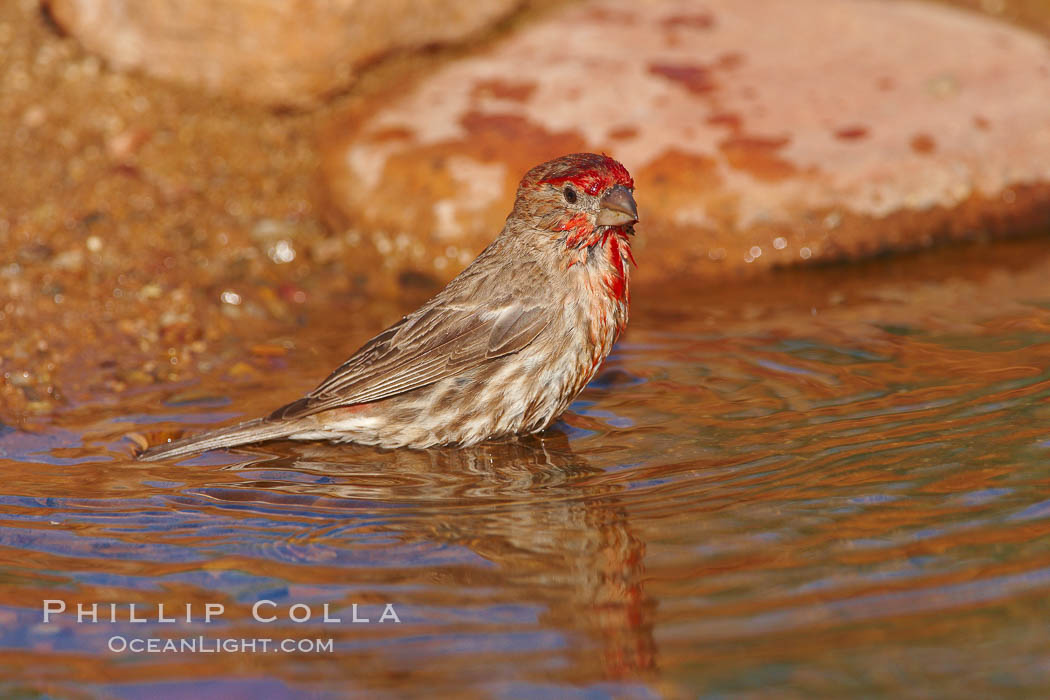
3, 237, 1050, 697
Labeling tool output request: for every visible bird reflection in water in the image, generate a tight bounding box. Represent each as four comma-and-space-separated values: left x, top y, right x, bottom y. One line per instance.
198, 430, 656, 681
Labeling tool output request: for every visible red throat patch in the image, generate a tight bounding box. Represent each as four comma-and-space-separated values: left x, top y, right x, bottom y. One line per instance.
603, 231, 632, 304
556, 212, 594, 247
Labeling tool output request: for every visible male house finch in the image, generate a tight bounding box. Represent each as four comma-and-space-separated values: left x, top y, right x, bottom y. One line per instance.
139, 153, 639, 461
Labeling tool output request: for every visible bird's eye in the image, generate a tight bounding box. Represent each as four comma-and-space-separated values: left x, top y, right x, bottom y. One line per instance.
562, 186, 577, 204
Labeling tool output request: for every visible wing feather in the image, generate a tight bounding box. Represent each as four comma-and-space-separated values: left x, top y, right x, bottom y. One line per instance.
269, 300, 550, 420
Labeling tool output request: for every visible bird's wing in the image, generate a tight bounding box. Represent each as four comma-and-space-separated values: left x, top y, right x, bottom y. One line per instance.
269, 300, 551, 420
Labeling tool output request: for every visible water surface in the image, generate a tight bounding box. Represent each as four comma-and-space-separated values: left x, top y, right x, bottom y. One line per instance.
2, 238, 1050, 697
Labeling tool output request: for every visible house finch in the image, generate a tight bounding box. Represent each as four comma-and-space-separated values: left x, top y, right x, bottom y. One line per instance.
139, 152, 638, 461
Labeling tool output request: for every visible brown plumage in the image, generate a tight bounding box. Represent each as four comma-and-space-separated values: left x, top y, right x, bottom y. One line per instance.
138, 153, 638, 461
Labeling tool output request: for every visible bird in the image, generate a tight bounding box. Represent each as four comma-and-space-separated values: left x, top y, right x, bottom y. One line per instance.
138, 152, 639, 461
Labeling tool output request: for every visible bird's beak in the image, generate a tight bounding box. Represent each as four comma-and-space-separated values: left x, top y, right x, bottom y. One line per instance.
596, 185, 638, 228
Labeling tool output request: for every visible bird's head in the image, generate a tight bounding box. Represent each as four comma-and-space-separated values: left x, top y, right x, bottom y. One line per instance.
510, 153, 638, 253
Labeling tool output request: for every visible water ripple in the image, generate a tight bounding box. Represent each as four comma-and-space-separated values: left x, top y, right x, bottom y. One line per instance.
4, 239, 1050, 694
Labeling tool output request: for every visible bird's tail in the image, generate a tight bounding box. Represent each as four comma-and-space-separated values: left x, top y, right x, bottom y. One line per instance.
136, 418, 300, 462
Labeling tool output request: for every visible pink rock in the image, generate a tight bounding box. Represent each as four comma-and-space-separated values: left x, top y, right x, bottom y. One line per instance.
44, 0, 524, 106
322, 0, 1050, 283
